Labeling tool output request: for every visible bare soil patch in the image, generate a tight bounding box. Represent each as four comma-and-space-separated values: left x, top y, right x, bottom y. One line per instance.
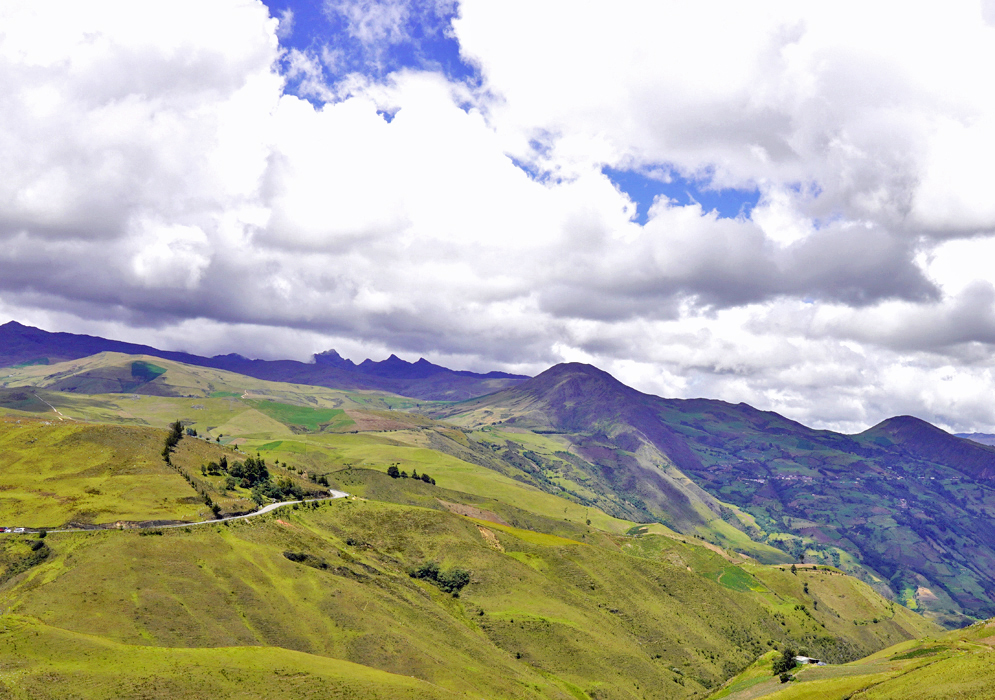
437, 499, 508, 525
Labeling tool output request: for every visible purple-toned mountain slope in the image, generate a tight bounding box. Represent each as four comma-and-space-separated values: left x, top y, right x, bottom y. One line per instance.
0, 321, 526, 401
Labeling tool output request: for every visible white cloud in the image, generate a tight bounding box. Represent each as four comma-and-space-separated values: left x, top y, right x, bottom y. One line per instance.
129, 219, 212, 290
276, 8, 295, 40
327, 0, 412, 46
456, 0, 995, 237
3, 0, 995, 432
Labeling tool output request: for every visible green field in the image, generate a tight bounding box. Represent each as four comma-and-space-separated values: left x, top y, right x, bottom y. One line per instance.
0, 416, 202, 527
710, 619, 995, 700
0, 616, 455, 700
0, 490, 941, 699
0, 351, 983, 698
251, 400, 354, 432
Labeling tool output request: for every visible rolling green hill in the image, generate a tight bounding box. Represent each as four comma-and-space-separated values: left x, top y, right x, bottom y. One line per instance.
0, 399, 943, 696
440, 363, 995, 626
2, 351, 991, 696
0, 320, 526, 401
710, 616, 995, 700
0, 482, 938, 699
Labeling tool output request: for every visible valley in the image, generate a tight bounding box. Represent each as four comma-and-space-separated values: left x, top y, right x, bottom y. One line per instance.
0, 323, 992, 698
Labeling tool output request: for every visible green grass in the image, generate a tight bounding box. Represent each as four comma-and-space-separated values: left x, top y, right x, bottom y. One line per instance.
12, 357, 49, 368
130, 360, 166, 382
889, 645, 946, 660
251, 400, 354, 432
0, 416, 263, 526
709, 617, 995, 700
0, 615, 455, 700
0, 416, 203, 527
0, 493, 941, 700
288, 433, 641, 534
707, 651, 779, 699
718, 566, 759, 592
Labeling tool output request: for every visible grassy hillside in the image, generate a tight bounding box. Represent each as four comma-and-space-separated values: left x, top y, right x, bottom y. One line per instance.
0, 493, 939, 699
0, 415, 329, 527
0, 353, 975, 697
0, 416, 202, 527
649, 402, 995, 626
0, 352, 418, 409
439, 363, 995, 625
0, 616, 453, 700
709, 617, 995, 700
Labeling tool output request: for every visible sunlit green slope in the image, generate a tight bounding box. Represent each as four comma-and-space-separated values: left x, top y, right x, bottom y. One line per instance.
0, 352, 965, 698
0, 485, 937, 699
709, 616, 995, 700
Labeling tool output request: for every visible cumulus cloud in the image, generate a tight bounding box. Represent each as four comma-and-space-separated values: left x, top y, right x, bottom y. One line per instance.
3, 0, 995, 432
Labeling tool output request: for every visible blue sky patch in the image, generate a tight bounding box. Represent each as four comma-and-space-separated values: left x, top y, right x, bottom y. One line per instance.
602, 166, 760, 224
263, 0, 478, 102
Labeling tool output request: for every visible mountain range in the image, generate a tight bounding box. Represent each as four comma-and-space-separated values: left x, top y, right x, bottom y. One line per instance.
0, 321, 525, 400
3, 322, 995, 626
439, 363, 995, 626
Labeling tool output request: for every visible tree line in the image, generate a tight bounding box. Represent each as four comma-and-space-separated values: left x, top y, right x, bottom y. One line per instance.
387, 463, 436, 485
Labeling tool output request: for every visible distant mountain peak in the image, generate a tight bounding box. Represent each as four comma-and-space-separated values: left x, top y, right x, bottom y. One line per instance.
863, 413, 995, 480
863, 414, 950, 442
541, 361, 608, 374
212, 352, 251, 362
0, 321, 528, 401
872, 414, 937, 429
313, 349, 355, 368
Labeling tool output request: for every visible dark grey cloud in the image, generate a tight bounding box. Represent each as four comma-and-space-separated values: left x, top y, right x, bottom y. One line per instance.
3, 1, 995, 432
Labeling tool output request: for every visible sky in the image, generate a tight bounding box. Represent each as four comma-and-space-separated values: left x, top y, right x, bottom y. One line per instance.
3, 1, 995, 433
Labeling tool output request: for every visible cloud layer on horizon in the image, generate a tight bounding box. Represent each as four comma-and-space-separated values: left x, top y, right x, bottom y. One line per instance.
3, 0, 995, 433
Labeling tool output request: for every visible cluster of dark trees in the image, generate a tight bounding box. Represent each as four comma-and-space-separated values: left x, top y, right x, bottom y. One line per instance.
196, 452, 322, 505
159, 421, 222, 517
387, 463, 436, 485
202, 455, 228, 476
163, 421, 329, 512
283, 550, 329, 570
772, 647, 797, 682
230, 455, 269, 487
408, 561, 470, 595
161, 420, 184, 464
252, 477, 311, 505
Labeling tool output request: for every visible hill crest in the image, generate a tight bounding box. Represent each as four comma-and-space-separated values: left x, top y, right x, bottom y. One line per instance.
862, 414, 995, 480
0, 321, 526, 401
443, 362, 995, 623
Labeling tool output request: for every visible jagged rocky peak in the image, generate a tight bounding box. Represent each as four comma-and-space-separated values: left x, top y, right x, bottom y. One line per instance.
312, 349, 355, 368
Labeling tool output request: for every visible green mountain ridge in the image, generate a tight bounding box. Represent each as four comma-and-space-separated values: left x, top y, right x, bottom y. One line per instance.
0, 438, 939, 699
1, 350, 993, 696
440, 363, 995, 626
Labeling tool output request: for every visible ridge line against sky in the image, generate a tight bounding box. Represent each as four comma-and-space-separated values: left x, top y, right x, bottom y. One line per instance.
2, 0, 995, 433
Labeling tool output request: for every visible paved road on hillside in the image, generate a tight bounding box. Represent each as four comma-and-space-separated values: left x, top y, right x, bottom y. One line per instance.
7, 490, 350, 534
160, 489, 351, 528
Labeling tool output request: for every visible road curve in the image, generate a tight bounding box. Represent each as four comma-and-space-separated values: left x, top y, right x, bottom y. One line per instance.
160, 489, 351, 528
15, 490, 351, 535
